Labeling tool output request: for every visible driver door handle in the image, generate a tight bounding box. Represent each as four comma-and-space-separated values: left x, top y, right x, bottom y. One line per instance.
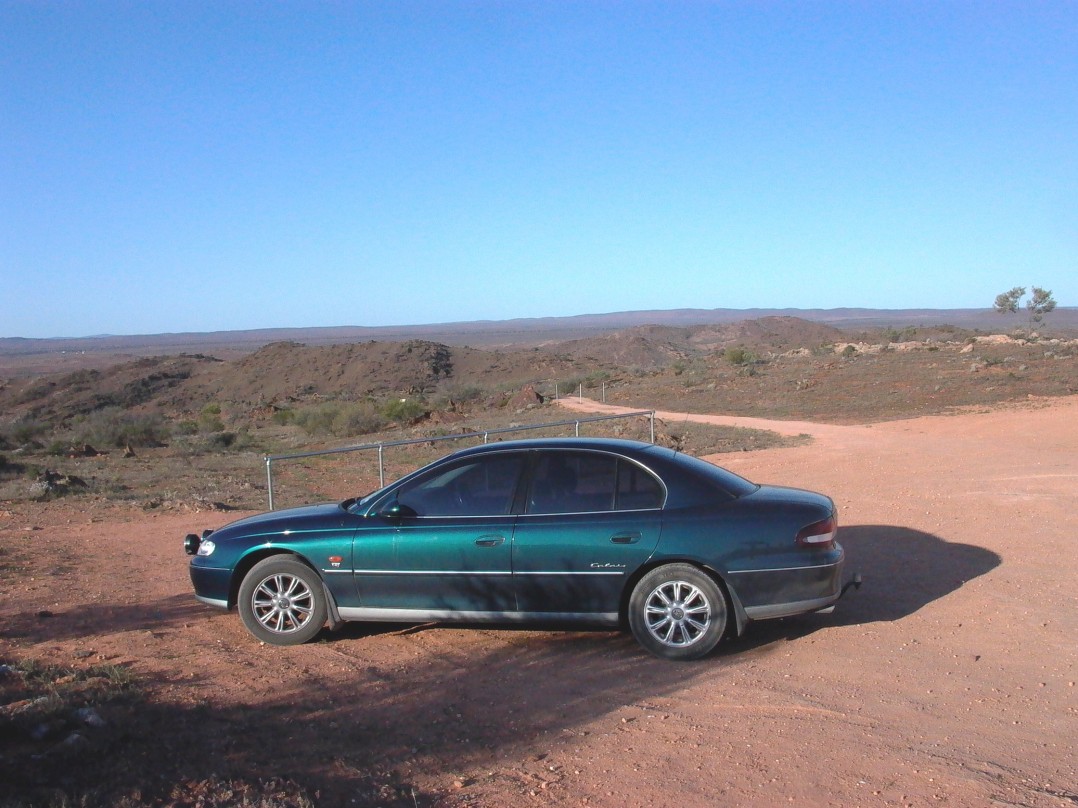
610, 532, 641, 544
475, 536, 506, 547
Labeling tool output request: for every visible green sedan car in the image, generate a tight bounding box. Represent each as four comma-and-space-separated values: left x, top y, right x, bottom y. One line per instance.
185, 437, 847, 660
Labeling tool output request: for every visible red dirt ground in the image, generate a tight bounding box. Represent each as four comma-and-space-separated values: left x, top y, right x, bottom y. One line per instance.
2, 396, 1076, 806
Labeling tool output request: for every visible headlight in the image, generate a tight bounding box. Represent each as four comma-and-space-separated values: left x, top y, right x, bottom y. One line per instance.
196, 540, 216, 557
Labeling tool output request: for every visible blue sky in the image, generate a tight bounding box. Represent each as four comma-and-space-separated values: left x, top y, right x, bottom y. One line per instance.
2, 2, 1075, 339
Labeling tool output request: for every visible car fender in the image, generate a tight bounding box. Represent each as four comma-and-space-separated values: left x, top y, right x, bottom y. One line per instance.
621, 553, 749, 638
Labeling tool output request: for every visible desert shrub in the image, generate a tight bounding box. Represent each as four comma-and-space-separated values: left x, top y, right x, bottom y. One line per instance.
207, 431, 238, 450
672, 361, 687, 376
294, 401, 387, 438
335, 402, 386, 435
271, 408, 296, 425
0, 453, 24, 477
74, 407, 170, 448
842, 344, 858, 358
583, 370, 611, 389
1, 418, 48, 447
198, 403, 225, 433
440, 383, 486, 404
381, 397, 426, 423
174, 419, 200, 435
725, 347, 756, 366
883, 326, 917, 343
293, 403, 338, 436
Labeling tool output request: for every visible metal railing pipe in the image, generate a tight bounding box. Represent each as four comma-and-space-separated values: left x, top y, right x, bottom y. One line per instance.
262, 409, 656, 509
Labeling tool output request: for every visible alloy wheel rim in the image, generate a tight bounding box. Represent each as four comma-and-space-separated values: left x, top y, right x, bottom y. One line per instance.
643, 580, 712, 647
252, 573, 315, 633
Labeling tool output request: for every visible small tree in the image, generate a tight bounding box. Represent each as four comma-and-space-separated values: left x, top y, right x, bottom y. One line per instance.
993, 287, 1025, 316
1026, 286, 1056, 329
993, 285, 1056, 335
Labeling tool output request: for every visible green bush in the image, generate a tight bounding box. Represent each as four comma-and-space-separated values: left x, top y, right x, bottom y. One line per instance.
1, 418, 48, 447
197, 403, 225, 433
725, 347, 756, 366
439, 384, 485, 405
271, 408, 296, 425
75, 407, 171, 448
294, 401, 387, 438
0, 453, 24, 477
334, 402, 387, 435
293, 403, 338, 436
381, 398, 427, 423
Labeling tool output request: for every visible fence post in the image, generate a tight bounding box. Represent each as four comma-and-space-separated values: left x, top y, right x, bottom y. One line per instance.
266, 457, 275, 511
650, 411, 655, 444
578, 383, 582, 399
377, 445, 385, 487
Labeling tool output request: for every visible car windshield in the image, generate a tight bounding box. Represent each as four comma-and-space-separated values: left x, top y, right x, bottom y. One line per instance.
347, 491, 379, 512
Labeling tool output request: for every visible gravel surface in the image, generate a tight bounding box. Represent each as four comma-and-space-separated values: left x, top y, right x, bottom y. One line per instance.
2, 395, 1076, 806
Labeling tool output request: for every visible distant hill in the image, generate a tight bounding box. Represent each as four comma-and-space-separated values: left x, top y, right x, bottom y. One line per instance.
1, 307, 1075, 377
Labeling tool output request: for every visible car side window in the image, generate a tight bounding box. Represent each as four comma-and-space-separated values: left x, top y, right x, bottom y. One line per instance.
615, 459, 664, 510
527, 451, 617, 514
396, 454, 525, 517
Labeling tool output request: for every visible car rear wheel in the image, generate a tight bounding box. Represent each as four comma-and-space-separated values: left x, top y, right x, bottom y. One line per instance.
238, 556, 327, 645
628, 564, 727, 660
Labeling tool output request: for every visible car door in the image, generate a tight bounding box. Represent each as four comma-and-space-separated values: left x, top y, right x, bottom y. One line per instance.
512, 450, 665, 617
353, 451, 525, 614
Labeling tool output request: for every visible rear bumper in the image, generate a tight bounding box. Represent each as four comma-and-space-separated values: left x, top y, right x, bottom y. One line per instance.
728, 543, 845, 620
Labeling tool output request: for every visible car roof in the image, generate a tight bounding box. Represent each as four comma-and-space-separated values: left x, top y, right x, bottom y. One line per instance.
445, 436, 667, 459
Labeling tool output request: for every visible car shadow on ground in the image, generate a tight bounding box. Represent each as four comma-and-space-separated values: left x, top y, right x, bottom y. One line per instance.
0, 592, 205, 643
831, 524, 1001, 624
3, 625, 721, 806
729, 523, 1002, 649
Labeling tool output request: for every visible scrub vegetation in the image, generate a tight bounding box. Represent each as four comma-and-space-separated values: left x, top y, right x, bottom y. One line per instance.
0, 316, 1075, 508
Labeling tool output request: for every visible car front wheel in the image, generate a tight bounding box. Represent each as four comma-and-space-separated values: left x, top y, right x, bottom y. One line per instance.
628, 564, 727, 660
238, 556, 328, 645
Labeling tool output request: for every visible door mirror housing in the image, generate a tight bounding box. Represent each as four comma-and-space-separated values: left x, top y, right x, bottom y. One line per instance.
381, 500, 418, 520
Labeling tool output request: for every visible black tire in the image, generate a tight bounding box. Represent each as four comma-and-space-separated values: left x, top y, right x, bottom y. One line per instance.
237, 556, 327, 645
628, 564, 727, 660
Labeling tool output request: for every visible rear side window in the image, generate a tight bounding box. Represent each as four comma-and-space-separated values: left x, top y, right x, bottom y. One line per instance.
672, 452, 758, 499
616, 460, 664, 510
526, 451, 664, 514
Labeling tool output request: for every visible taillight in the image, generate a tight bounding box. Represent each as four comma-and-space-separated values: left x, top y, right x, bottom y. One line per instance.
796, 515, 837, 547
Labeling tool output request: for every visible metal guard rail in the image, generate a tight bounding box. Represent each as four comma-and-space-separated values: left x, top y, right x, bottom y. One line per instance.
264, 409, 656, 510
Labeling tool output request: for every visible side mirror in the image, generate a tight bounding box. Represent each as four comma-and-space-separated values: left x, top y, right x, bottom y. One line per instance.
381, 501, 418, 520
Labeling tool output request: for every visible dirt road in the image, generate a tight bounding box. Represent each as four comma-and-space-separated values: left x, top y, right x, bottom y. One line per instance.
2, 397, 1076, 806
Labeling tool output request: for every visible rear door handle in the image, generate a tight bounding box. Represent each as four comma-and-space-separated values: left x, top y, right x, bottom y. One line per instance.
610, 532, 641, 544
475, 536, 506, 547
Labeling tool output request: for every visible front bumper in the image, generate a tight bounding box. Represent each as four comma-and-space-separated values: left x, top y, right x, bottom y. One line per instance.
189, 563, 232, 609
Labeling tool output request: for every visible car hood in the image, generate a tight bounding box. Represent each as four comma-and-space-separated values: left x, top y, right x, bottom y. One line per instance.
212, 502, 349, 540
